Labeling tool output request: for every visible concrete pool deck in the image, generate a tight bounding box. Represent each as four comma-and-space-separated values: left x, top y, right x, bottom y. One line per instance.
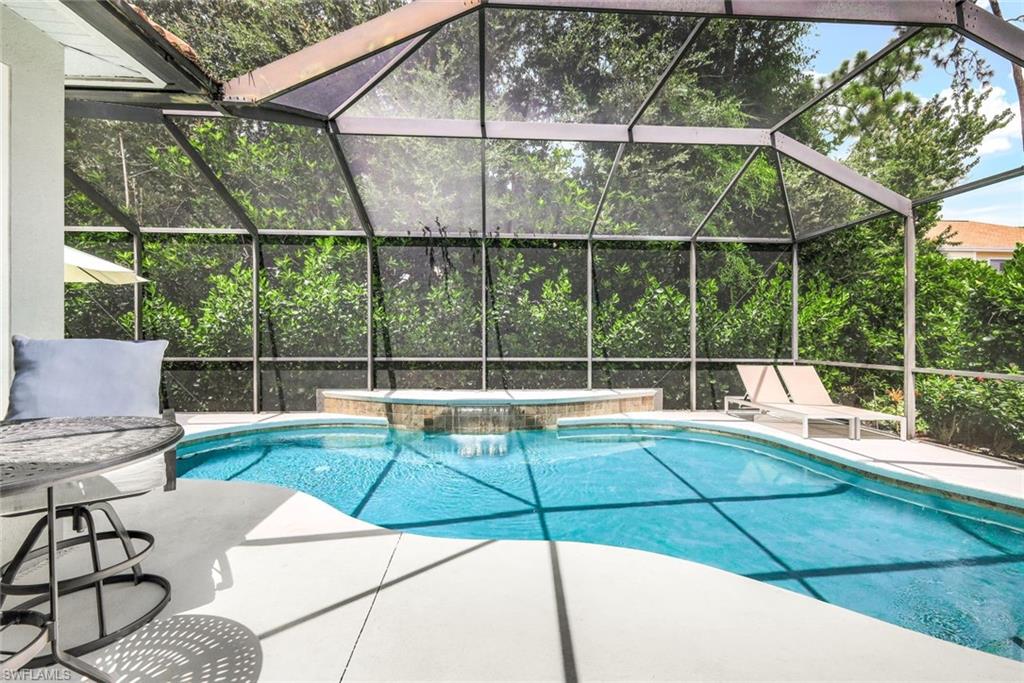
27, 479, 1024, 682
18, 410, 1024, 681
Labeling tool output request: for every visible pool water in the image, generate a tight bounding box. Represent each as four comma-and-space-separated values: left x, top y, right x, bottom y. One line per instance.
177, 425, 1024, 659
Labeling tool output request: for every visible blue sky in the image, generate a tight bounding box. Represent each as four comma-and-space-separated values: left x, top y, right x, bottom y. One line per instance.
804, 2, 1023, 226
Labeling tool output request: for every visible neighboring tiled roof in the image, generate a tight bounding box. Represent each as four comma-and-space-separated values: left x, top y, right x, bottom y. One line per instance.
927, 220, 1024, 250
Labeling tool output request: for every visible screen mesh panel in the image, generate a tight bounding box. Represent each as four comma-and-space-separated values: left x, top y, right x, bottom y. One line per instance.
163, 361, 254, 412
274, 37, 419, 117
376, 361, 482, 390
259, 237, 367, 357
339, 135, 483, 234
174, 117, 361, 231
594, 362, 689, 409
798, 217, 904, 366
344, 15, 480, 120
486, 240, 587, 358
141, 234, 253, 357
595, 144, 751, 237
486, 139, 615, 235
487, 361, 588, 390
701, 149, 791, 238
485, 9, 698, 124
372, 239, 481, 358
593, 241, 689, 358
779, 154, 886, 239
261, 361, 367, 412
696, 243, 792, 359
65, 118, 241, 230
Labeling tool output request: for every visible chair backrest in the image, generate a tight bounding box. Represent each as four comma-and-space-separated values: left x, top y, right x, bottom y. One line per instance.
736, 365, 791, 404
5, 336, 168, 421
777, 365, 834, 405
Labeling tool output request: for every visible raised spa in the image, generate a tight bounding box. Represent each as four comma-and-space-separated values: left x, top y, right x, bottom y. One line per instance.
316, 388, 661, 432
177, 425, 1024, 660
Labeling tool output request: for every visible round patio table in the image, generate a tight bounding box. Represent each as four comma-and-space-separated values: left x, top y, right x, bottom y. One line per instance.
0, 416, 183, 682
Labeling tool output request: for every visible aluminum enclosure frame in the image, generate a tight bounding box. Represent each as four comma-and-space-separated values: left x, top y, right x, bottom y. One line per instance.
62, 0, 1024, 436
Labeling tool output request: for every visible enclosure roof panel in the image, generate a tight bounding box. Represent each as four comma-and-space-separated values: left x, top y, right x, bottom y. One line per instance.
222, 0, 482, 105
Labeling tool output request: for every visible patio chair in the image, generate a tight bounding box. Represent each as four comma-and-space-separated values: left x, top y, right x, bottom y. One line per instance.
1, 336, 175, 660
725, 365, 856, 439
776, 364, 907, 440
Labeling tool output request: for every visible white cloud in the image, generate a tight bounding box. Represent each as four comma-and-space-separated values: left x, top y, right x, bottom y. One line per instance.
977, 86, 1021, 155
939, 85, 1021, 155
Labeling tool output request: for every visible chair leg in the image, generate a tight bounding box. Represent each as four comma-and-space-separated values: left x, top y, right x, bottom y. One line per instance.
0, 515, 51, 608
802, 417, 810, 438
88, 501, 142, 583
848, 418, 857, 440
72, 506, 107, 638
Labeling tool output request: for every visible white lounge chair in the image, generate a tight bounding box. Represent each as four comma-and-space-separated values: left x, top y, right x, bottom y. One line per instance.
725, 365, 856, 439
776, 365, 907, 440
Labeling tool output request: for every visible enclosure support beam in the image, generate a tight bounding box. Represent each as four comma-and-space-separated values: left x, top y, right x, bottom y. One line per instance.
691, 148, 760, 239
327, 132, 375, 238
252, 237, 261, 413
163, 119, 261, 238
133, 234, 143, 341
913, 165, 1024, 207
771, 28, 923, 132
773, 148, 797, 242
332, 116, 771, 146
627, 18, 707, 134
63, 166, 141, 236
366, 237, 375, 390
588, 144, 625, 237
587, 240, 594, 389
478, 8, 488, 139
954, 0, 1024, 67
791, 243, 799, 363
773, 133, 912, 215
482, 238, 489, 390
903, 214, 916, 439
328, 31, 436, 120
689, 239, 698, 410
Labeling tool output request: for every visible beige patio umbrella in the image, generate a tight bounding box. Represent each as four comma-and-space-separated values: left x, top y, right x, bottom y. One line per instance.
64, 246, 146, 285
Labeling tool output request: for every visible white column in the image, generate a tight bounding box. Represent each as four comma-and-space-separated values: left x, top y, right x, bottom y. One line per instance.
0, 7, 64, 561
0, 8, 65, 416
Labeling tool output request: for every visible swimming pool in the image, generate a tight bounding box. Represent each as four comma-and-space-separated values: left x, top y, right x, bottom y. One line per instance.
177, 425, 1024, 659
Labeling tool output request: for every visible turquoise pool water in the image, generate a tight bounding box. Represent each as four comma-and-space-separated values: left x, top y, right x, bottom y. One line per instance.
178, 425, 1024, 659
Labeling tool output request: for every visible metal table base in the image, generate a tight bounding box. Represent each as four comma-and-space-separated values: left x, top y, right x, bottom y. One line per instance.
0, 489, 170, 682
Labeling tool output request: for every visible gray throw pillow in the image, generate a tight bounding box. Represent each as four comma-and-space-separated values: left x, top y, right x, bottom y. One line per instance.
5, 336, 168, 420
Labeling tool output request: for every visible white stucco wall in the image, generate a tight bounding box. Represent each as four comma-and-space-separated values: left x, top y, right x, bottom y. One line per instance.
0, 6, 65, 417
1, 7, 65, 559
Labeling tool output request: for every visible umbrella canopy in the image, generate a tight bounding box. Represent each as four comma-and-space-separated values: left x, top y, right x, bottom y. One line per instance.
64, 246, 147, 285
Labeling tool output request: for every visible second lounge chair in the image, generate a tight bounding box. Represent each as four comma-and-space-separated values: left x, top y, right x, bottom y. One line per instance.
776, 364, 907, 440
726, 365, 856, 439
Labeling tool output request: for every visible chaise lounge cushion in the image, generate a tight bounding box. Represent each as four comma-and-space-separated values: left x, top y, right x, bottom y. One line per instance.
5, 335, 168, 421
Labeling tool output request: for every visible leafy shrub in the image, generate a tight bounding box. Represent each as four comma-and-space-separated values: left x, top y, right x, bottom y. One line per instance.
916, 374, 1024, 457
